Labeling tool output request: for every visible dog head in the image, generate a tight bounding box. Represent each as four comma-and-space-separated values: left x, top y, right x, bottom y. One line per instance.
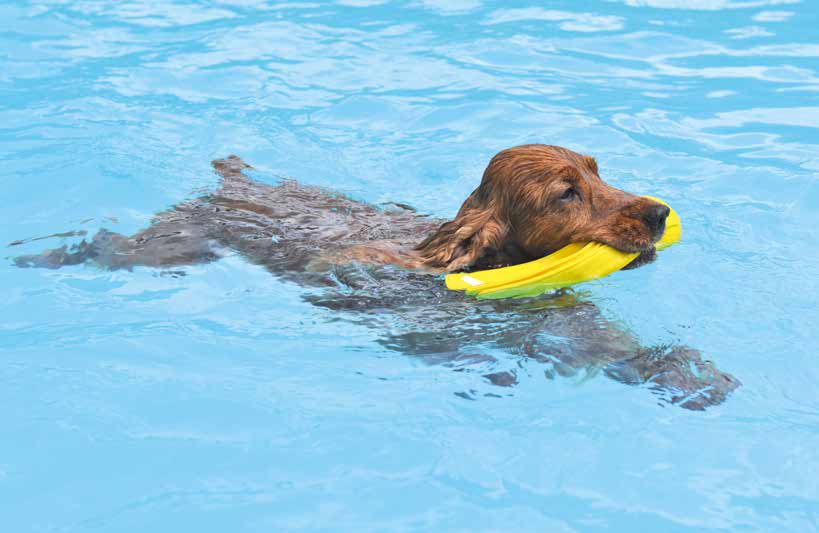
416, 144, 669, 271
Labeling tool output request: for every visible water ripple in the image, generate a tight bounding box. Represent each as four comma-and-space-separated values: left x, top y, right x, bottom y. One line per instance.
2, 0, 819, 530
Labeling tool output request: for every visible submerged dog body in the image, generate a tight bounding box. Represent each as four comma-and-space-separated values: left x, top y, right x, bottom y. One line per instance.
14, 145, 739, 409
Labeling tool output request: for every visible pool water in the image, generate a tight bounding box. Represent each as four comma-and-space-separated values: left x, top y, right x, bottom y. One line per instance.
3, 0, 819, 530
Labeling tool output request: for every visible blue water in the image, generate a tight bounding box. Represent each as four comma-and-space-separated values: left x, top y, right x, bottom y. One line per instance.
3, 0, 819, 530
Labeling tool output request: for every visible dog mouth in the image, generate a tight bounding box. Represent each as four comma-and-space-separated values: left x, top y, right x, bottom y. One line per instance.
621, 246, 657, 270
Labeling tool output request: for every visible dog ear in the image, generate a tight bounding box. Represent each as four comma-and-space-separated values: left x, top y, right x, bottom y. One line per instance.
415, 191, 508, 272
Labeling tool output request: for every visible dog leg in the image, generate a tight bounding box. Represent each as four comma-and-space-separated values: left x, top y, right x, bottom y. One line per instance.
13, 238, 98, 269
11, 158, 247, 271
603, 345, 741, 410
13, 222, 222, 271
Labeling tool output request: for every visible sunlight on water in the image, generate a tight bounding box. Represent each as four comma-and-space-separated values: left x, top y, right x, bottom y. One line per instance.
2, 0, 819, 530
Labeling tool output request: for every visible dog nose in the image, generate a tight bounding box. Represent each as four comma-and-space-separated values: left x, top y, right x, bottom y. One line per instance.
643, 203, 670, 235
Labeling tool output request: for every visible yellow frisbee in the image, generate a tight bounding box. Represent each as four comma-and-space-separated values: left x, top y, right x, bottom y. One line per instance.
445, 197, 681, 300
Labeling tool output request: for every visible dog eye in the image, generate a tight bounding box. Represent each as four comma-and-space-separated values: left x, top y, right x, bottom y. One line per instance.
560, 187, 578, 201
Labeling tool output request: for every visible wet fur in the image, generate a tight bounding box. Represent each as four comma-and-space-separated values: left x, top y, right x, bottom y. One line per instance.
12, 146, 739, 409
416, 145, 668, 271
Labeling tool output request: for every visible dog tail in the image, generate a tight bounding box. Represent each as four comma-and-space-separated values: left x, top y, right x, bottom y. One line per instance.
212, 155, 253, 181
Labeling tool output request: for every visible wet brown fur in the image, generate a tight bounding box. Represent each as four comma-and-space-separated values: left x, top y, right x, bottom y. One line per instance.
414, 145, 667, 272
11, 145, 738, 410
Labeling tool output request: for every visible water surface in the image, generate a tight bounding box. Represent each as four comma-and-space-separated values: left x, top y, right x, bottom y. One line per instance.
2, 0, 819, 530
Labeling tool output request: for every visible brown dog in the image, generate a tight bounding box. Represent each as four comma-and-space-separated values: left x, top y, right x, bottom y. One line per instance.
13, 145, 738, 409
416, 144, 669, 271
319, 144, 669, 274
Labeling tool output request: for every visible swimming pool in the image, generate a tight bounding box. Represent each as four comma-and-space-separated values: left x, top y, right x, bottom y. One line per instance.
2, 0, 819, 530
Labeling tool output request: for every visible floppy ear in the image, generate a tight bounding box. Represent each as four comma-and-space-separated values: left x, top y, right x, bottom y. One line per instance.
415, 191, 508, 272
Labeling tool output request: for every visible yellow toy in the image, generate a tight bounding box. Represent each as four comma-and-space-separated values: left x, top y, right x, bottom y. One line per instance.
445, 197, 681, 300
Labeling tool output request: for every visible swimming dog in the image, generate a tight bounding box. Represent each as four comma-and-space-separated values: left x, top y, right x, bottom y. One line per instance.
13, 145, 739, 409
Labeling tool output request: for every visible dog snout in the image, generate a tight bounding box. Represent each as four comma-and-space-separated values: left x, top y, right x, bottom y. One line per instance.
642, 203, 670, 237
